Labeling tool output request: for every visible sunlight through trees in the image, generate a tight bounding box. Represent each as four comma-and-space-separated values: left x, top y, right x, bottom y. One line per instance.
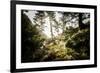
21, 10, 90, 62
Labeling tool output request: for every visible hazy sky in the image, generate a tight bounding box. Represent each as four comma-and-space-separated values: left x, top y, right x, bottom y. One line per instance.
24, 10, 63, 38
23, 10, 79, 38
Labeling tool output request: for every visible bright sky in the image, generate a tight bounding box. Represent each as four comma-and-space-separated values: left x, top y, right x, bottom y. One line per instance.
24, 11, 38, 24
24, 10, 63, 38
23, 10, 79, 38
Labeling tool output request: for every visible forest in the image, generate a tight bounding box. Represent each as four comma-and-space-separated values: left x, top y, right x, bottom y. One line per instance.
21, 10, 90, 62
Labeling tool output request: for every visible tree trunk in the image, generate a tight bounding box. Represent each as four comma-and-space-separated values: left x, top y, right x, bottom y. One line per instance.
49, 17, 53, 40
79, 13, 83, 30
79, 13, 84, 30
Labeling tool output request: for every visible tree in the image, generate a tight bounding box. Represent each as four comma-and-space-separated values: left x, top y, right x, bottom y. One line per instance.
79, 13, 90, 30
46, 11, 55, 40
33, 11, 45, 31
21, 10, 45, 62
65, 13, 90, 59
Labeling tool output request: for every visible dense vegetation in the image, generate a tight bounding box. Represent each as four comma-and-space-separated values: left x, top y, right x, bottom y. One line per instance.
21, 10, 90, 62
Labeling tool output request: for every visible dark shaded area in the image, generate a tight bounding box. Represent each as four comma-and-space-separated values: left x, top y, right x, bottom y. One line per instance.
21, 10, 45, 62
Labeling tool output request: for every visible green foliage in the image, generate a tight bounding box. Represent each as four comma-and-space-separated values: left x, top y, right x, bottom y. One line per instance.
21, 11, 45, 62
65, 28, 90, 59
21, 10, 90, 62
64, 27, 79, 40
